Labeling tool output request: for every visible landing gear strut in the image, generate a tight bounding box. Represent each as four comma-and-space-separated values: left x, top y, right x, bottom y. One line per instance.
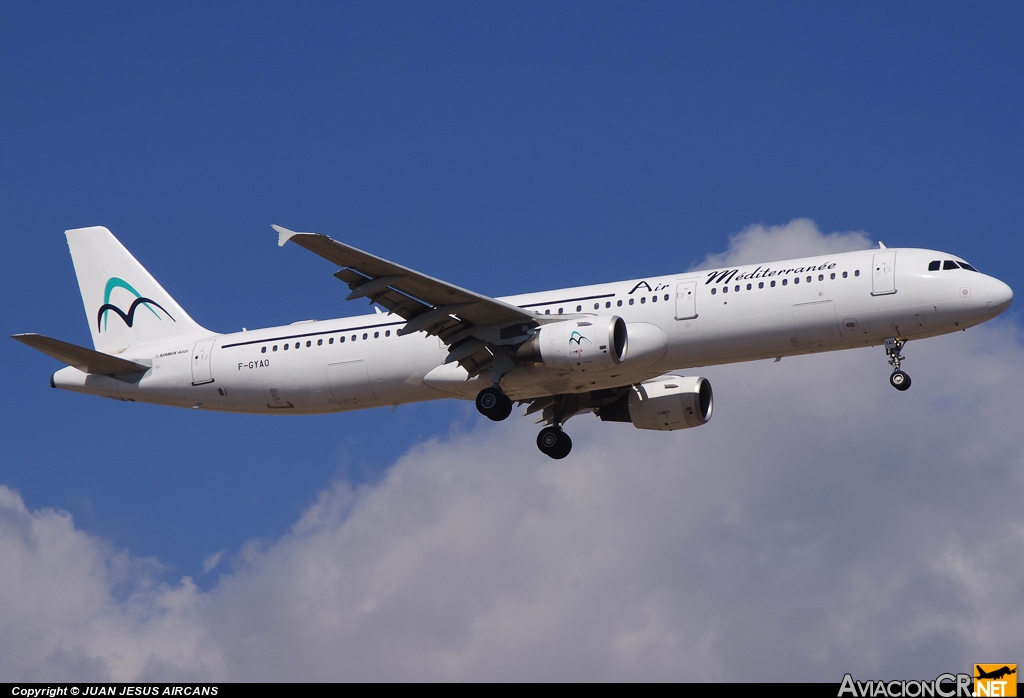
476, 386, 513, 421
884, 337, 911, 391
537, 425, 572, 459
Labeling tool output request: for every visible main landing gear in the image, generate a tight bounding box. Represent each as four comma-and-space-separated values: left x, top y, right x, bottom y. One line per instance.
476, 386, 513, 421
537, 425, 572, 460
476, 386, 575, 459
884, 337, 911, 391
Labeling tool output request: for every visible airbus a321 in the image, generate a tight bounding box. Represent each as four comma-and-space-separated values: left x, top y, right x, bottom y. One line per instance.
14, 226, 1014, 458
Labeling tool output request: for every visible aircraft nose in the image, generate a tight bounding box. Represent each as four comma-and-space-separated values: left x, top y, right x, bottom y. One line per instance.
985, 276, 1013, 318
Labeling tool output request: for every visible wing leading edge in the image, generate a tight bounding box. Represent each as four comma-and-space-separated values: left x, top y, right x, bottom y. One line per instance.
273, 225, 539, 378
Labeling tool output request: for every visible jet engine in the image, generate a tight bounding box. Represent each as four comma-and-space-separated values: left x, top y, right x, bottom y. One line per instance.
514, 316, 627, 372
598, 375, 713, 431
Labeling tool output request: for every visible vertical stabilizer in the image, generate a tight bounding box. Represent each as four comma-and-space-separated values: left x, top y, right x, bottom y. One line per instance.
66, 226, 212, 354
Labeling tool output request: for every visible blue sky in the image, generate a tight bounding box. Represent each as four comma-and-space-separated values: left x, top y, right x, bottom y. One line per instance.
2, 2, 1023, 680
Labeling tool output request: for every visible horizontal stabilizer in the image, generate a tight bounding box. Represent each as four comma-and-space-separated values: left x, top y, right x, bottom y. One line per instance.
11, 333, 149, 377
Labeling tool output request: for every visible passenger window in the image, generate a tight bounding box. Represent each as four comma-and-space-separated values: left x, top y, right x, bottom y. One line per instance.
284, 344, 289, 350
928, 261, 941, 271
843, 271, 848, 278
734, 285, 739, 292
558, 308, 563, 314
261, 346, 267, 353
329, 337, 334, 344
641, 297, 646, 304
340, 336, 345, 343
629, 298, 635, 304
664, 294, 669, 301
794, 277, 800, 284
351, 335, 356, 341
374, 332, 379, 338
746, 284, 752, 290
943, 260, 959, 270
758, 282, 764, 289
855, 270, 860, 276
722, 286, 728, 293
594, 303, 599, 310
830, 273, 835, 280
545, 309, 550, 315
770, 280, 776, 287
273, 345, 278, 351
317, 339, 323, 346
711, 288, 717, 295
385, 330, 391, 336
606, 302, 612, 308
576, 305, 582, 312
617, 300, 623, 307
362, 333, 368, 340
782, 279, 788, 286
306, 340, 311, 347
818, 274, 823, 281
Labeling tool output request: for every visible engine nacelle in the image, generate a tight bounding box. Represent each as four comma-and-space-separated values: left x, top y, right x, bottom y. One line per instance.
515, 316, 627, 372
598, 375, 713, 431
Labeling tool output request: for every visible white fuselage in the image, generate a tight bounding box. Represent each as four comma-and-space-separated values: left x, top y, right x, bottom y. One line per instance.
52, 247, 1013, 413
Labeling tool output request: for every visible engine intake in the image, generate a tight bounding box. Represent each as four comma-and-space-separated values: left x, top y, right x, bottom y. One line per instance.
515, 316, 627, 372
598, 375, 713, 431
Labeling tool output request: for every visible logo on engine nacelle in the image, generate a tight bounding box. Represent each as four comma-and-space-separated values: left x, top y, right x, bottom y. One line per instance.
568, 330, 591, 358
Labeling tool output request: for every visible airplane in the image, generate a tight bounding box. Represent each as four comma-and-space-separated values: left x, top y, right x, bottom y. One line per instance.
975, 666, 1017, 681
12, 225, 1014, 459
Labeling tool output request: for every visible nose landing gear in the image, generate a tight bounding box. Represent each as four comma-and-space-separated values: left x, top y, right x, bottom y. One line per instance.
537, 425, 572, 459
476, 386, 513, 421
884, 337, 911, 391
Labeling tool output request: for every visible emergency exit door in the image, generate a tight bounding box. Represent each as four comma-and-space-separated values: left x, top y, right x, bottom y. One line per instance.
675, 280, 698, 320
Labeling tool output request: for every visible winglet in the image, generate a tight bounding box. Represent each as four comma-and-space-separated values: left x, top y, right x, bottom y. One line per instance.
878, 241, 886, 249
272, 224, 302, 247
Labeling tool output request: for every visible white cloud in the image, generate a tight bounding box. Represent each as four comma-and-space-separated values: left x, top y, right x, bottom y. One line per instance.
0, 487, 225, 681
2, 220, 1021, 681
203, 550, 226, 574
693, 218, 873, 269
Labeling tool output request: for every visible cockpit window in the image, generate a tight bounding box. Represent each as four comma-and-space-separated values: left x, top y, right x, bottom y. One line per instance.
958, 261, 979, 272
928, 261, 940, 271
943, 260, 959, 270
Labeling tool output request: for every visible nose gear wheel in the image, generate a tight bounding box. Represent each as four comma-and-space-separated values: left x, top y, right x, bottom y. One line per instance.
889, 370, 911, 390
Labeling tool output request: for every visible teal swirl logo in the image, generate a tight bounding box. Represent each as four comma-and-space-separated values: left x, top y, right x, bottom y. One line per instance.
97, 277, 175, 331
568, 330, 591, 346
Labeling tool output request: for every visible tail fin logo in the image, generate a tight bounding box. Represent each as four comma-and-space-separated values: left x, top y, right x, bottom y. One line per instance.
97, 277, 175, 331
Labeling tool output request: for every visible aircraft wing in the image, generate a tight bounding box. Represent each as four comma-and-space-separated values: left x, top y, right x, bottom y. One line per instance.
12, 333, 149, 378
274, 225, 540, 377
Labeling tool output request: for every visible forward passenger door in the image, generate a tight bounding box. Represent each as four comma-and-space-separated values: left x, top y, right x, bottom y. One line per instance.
872, 251, 897, 296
